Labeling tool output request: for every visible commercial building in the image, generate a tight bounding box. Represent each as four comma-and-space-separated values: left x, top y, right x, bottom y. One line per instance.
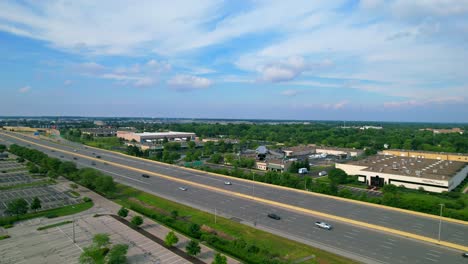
336, 155, 468, 193
117, 131, 196, 143
316, 147, 363, 158
282, 145, 315, 157
81, 127, 135, 137
419, 128, 464, 134
381, 149, 468, 163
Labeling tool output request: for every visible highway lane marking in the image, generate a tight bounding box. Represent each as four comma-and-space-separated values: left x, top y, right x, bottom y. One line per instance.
424, 257, 438, 262
426, 253, 439, 258
12, 131, 468, 227
3, 132, 468, 252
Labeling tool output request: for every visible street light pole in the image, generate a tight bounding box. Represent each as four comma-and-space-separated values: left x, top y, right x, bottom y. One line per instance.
438, 203, 444, 243
72, 214, 75, 243
215, 208, 217, 224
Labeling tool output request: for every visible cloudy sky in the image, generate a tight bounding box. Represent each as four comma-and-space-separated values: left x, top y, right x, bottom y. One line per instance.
1, 0, 467, 122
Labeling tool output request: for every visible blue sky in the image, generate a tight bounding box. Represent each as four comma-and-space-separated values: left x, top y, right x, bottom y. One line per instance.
1, 0, 467, 122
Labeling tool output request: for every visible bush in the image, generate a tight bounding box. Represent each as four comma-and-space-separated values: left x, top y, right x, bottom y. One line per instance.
83, 197, 92, 202
3, 224, 14, 229
131, 215, 143, 227
46, 213, 58, 219
118, 207, 129, 218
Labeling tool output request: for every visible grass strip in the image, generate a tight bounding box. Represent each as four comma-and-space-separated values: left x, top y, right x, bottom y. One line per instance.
0, 179, 55, 191
0, 235, 10, 240
112, 183, 358, 264
0, 201, 93, 227
37, 220, 73, 230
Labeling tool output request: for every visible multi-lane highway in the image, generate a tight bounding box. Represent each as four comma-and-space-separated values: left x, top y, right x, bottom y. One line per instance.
1, 131, 467, 264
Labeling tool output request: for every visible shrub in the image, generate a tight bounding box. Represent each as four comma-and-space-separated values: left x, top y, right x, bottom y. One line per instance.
83, 197, 92, 202
131, 215, 143, 227
117, 207, 129, 218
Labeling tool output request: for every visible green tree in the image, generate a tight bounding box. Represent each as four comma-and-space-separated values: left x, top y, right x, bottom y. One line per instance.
186, 240, 201, 256
106, 244, 129, 264
131, 215, 143, 227
164, 231, 179, 247
328, 169, 348, 184
188, 223, 201, 238
170, 210, 178, 219
94, 175, 116, 194
118, 207, 129, 218
209, 153, 223, 164
212, 253, 227, 264
6, 198, 29, 218
30, 197, 42, 212
93, 233, 110, 249
187, 141, 196, 150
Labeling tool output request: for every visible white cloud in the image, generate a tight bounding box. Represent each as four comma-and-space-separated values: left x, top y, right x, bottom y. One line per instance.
280, 89, 300, 96
384, 97, 465, 108
167, 75, 212, 91
254, 56, 333, 82
64, 80, 72, 86
19, 86, 31, 93
100, 73, 155, 87
323, 101, 348, 110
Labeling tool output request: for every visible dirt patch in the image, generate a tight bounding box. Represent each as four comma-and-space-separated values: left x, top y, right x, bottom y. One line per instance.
201, 225, 235, 241
128, 197, 169, 216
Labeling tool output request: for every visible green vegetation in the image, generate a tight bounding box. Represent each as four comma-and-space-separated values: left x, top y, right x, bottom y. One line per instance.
30, 197, 42, 211
69, 190, 81, 197
186, 239, 201, 256
164, 231, 179, 247
0, 235, 10, 240
117, 207, 129, 218
113, 183, 357, 264
0, 179, 55, 191
79, 233, 129, 264
0, 201, 93, 227
212, 253, 228, 264
131, 215, 143, 227
6, 198, 29, 218
37, 220, 73, 230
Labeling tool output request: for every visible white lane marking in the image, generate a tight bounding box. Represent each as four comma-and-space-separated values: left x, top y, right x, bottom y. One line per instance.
426, 253, 439, 258
424, 257, 438, 262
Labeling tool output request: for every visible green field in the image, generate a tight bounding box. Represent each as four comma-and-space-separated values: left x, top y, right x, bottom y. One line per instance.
113, 184, 357, 264
0, 201, 93, 227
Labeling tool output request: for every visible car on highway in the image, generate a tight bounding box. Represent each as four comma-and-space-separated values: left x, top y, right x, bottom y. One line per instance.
60, 155, 64, 158
267, 213, 281, 220
315, 221, 332, 230
51, 150, 55, 152
73, 157, 78, 160
96, 155, 101, 159
73, 149, 77, 152
141, 174, 150, 178
224, 181, 232, 185
178, 187, 188, 191
463, 252, 468, 258
91, 162, 96, 166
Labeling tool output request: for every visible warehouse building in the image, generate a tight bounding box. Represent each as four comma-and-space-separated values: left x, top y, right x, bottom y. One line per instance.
336, 155, 468, 193
381, 149, 468, 162
117, 131, 196, 143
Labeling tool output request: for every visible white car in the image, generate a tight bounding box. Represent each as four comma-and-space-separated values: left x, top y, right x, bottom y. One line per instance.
178, 187, 187, 191
315, 221, 332, 230
224, 181, 232, 185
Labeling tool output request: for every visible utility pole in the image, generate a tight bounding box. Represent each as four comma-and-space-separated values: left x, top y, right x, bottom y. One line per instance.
215, 208, 217, 224
438, 203, 444, 243
72, 214, 76, 243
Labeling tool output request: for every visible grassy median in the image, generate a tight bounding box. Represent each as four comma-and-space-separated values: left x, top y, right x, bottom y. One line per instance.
113, 183, 358, 264
0, 201, 93, 227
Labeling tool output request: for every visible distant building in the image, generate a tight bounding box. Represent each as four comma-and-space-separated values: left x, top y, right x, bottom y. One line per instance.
117, 131, 196, 143
81, 127, 135, 137
381, 149, 468, 162
282, 145, 315, 157
360, 126, 383, 130
336, 155, 468, 193
315, 147, 363, 158
419, 128, 464, 135
93, 120, 106, 126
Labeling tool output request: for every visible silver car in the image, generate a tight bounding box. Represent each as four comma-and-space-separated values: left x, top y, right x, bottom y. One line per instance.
315, 221, 332, 230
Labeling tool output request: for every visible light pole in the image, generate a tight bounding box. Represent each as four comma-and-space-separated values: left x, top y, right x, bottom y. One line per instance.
215, 208, 217, 224
438, 203, 444, 243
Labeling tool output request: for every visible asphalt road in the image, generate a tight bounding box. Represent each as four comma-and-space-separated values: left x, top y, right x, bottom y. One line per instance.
1, 132, 467, 264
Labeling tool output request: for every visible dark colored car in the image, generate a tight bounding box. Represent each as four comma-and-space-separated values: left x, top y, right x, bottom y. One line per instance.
96, 155, 101, 159
141, 174, 150, 178
463, 252, 468, 258
73, 157, 78, 160
91, 162, 96, 166
267, 213, 281, 220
